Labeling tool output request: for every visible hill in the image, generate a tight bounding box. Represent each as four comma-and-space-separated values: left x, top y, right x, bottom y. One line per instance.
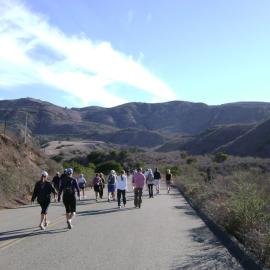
219, 118, 270, 157
0, 133, 60, 208
1, 98, 270, 156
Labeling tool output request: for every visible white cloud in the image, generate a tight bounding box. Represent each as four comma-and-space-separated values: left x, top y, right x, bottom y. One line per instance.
0, 0, 176, 107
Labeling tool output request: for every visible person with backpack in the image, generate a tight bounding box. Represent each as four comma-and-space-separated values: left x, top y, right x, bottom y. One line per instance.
154, 168, 161, 194
31, 171, 56, 230
116, 170, 128, 208
132, 168, 145, 208
92, 173, 102, 202
58, 168, 80, 229
52, 172, 61, 202
107, 170, 117, 202
146, 168, 155, 198
77, 174, 87, 200
166, 169, 173, 194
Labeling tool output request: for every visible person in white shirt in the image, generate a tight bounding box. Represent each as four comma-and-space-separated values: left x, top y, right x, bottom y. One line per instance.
116, 170, 128, 208
77, 174, 87, 200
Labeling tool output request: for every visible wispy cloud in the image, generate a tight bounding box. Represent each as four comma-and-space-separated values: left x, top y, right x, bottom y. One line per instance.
0, 0, 176, 107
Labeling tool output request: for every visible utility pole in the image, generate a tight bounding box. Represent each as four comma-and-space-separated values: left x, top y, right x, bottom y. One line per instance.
24, 112, 28, 145
3, 120, 6, 135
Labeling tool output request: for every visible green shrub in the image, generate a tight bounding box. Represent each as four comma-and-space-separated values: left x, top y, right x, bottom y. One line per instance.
95, 160, 123, 175
214, 152, 228, 163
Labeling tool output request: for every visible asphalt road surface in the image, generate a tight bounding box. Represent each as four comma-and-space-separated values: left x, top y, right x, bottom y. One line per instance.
0, 181, 245, 270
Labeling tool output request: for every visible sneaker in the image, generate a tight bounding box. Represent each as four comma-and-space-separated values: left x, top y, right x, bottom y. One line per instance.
39, 224, 45, 230
44, 221, 50, 227
118, 205, 121, 209
67, 220, 72, 229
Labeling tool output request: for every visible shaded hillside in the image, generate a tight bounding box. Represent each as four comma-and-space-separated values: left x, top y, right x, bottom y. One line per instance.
158, 124, 254, 154
0, 133, 60, 208
219, 118, 270, 157
2, 98, 270, 152
77, 101, 270, 134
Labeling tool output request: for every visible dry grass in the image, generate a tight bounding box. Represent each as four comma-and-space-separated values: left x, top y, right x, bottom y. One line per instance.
173, 154, 270, 267
0, 134, 61, 208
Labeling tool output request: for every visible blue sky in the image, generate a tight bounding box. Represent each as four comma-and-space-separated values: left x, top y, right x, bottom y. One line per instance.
0, 0, 270, 108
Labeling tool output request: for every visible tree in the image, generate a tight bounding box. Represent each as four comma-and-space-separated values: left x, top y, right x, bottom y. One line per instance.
95, 160, 123, 175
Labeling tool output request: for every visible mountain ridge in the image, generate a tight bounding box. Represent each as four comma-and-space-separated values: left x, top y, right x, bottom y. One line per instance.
1, 97, 270, 157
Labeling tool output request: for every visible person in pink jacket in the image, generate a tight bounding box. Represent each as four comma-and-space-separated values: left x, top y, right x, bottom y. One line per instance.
132, 167, 145, 208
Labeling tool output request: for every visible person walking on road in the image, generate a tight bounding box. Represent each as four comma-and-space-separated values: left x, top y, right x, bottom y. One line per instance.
166, 169, 173, 194
92, 173, 102, 202
154, 168, 161, 195
31, 171, 56, 230
146, 168, 155, 198
107, 170, 117, 202
52, 172, 61, 202
99, 173, 106, 199
116, 170, 128, 208
77, 174, 87, 200
132, 168, 145, 208
58, 168, 80, 229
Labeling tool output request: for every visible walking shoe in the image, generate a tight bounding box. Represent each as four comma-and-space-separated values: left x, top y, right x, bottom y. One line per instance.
44, 221, 50, 227
39, 224, 45, 230
67, 220, 72, 229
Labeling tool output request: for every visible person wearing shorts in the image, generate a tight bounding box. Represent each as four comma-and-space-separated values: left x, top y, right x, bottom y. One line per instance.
107, 170, 117, 202
166, 169, 173, 194
31, 171, 56, 230
78, 174, 87, 200
92, 173, 102, 202
58, 168, 80, 229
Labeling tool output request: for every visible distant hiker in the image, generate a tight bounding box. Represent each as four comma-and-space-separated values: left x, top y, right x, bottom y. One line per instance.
146, 168, 155, 198
107, 170, 117, 202
166, 169, 173, 194
52, 172, 61, 202
78, 174, 87, 200
99, 173, 106, 199
116, 170, 128, 208
154, 168, 161, 194
31, 171, 56, 230
92, 173, 102, 202
58, 168, 80, 229
132, 168, 145, 208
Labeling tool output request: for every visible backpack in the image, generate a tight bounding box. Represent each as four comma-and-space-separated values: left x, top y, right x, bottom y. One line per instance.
108, 174, 116, 185
147, 173, 154, 183
64, 178, 74, 195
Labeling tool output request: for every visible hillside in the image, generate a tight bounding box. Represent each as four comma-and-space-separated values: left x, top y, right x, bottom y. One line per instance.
219, 118, 270, 157
158, 124, 255, 154
0, 133, 60, 208
2, 98, 270, 156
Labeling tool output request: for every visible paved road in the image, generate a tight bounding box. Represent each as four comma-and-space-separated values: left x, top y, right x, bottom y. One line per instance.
0, 181, 244, 270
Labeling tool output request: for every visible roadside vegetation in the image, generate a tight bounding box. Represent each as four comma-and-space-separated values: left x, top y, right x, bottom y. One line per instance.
173, 152, 270, 267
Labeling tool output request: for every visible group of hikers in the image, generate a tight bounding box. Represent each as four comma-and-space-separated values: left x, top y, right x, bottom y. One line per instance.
31, 167, 173, 230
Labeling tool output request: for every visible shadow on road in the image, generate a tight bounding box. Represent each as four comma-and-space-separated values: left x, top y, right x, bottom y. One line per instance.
0, 227, 68, 242
171, 225, 245, 270
77, 207, 137, 216
172, 198, 264, 270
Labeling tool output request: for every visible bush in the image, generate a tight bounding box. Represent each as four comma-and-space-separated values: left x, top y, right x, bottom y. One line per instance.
214, 152, 228, 163
95, 160, 123, 175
